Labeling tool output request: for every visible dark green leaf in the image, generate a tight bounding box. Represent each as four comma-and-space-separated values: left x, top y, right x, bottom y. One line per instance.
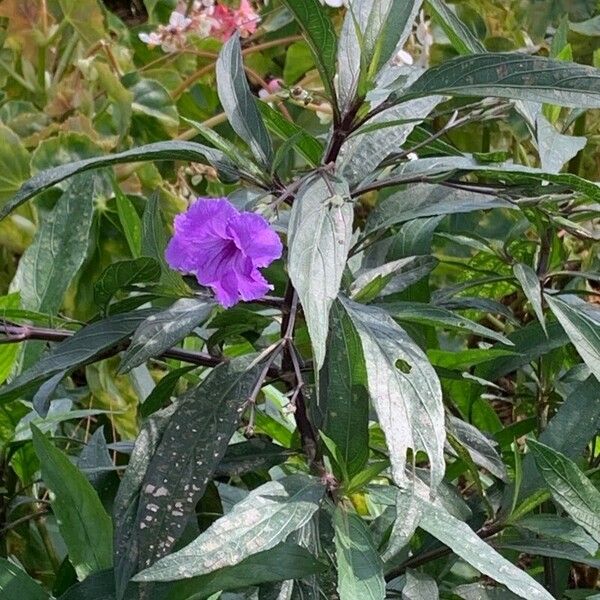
513, 263, 546, 334
528, 439, 600, 542
140, 365, 195, 418
333, 507, 384, 600
520, 376, 600, 498
216, 34, 272, 168
135, 474, 325, 581
380, 301, 513, 345
320, 300, 369, 479
32, 425, 113, 578
257, 102, 323, 166
215, 439, 295, 477
0, 558, 49, 600
0, 310, 153, 404
418, 498, 553, 600
365, 183, 515, 234
546, 295, 600, 381
94, 258, 161, 308
114, 188, 142, 258
119, 298, 214, 373
339, 297, 445, 490
115, 357, 267, 590
1, 141, 237, 220
426, 0, 485, 54
288, 175, 353, 369
280, 0, 338, 109
12, 174, 97, 313
401, 53, 600, 108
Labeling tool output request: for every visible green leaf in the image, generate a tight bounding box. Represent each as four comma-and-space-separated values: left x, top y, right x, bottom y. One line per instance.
215, 439, 294, 477
351, 257, 438, 302
546, 295, 600, 382
400, 53, 600, 108
119, 298, 215, 373
333, 507, 384, 600
515, 514, 598, 555
141, 193, 189, 295
418, 499, 553, 600
57, 0, 106, 45
0, 558, 49, 600
0, 310, 153, 403
32, 425, 112, 579
134, 474, 325, 582
257, 102, 323, 166
288, 175, 353, 369
164, 543, 325, 600
216, 34, 272, 168
453, 583, 523, 599
131, 79, 179, 130
340, 98, 442, 185
94, 257, 161, 308
115, 187, 142, 257
0, 122, 29, 204
0, 294, 20, 385
513, 263, 546, 335
365, 183, 515, 234
426, 0, 485, 54
280, 0, 338, 110
402, 569, 439, 600
114, 357, 268, 592
380, 301, 514, 345
320, 300, 369, 479
528, 439, 600, 543
12, 174, 97, 313
520, 376, 600, 498
93, 62, 133, 138
339, 297, 445, 490
1, 141, 237, 220
139, 365, 195, 418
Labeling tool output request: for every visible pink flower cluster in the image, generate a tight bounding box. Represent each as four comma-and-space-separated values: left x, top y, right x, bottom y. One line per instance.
139, 0, 259, 53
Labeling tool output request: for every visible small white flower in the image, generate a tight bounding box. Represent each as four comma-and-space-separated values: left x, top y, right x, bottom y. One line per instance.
169, 11, 192, 31
139, 31, 162, 47
321, 0, 346, 7
407, 152, 419, 161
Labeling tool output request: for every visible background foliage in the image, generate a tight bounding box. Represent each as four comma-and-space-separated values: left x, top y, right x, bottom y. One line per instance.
0, 0, 599, 599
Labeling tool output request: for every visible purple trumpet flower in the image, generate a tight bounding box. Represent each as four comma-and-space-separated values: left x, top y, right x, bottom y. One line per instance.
165, 198, 282, 308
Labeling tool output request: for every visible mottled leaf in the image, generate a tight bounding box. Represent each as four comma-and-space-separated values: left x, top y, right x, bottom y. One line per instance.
288, 175, 353, 369
135, 474, 325, 581
119, 298, 215, 373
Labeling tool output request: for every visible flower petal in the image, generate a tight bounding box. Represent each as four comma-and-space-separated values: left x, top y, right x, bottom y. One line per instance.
212, 263, 272, 307
226, 212, 283, 268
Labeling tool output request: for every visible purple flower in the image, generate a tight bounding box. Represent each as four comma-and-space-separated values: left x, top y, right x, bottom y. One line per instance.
165, 198, 282, 307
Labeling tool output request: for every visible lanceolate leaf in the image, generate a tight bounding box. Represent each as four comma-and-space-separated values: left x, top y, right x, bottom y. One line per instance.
281, 0, 338, 111
119, 298, 215, 373
419, 500, 553, 600
520, 376, 600, 498
399, 53, 600, 108
546, 294, 600, 381
333, 507, 385, 600
94, 257, 161, 308
118, 358, 267, 586
426, 0, 485, 54
513, 263, 546, 335
339, 297, 445, 490
528, 439, 600, 543
134, 474, 325, 581
365, 183, 514, 234
32, 425, 113, 579
0, 558, 49, 600
216, 35, 273, 168
288, 175, 353, 370
12, 174, 97, 314
320, 300, 369, 479
0, 310, 154, 404
1, 141, 237, 220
